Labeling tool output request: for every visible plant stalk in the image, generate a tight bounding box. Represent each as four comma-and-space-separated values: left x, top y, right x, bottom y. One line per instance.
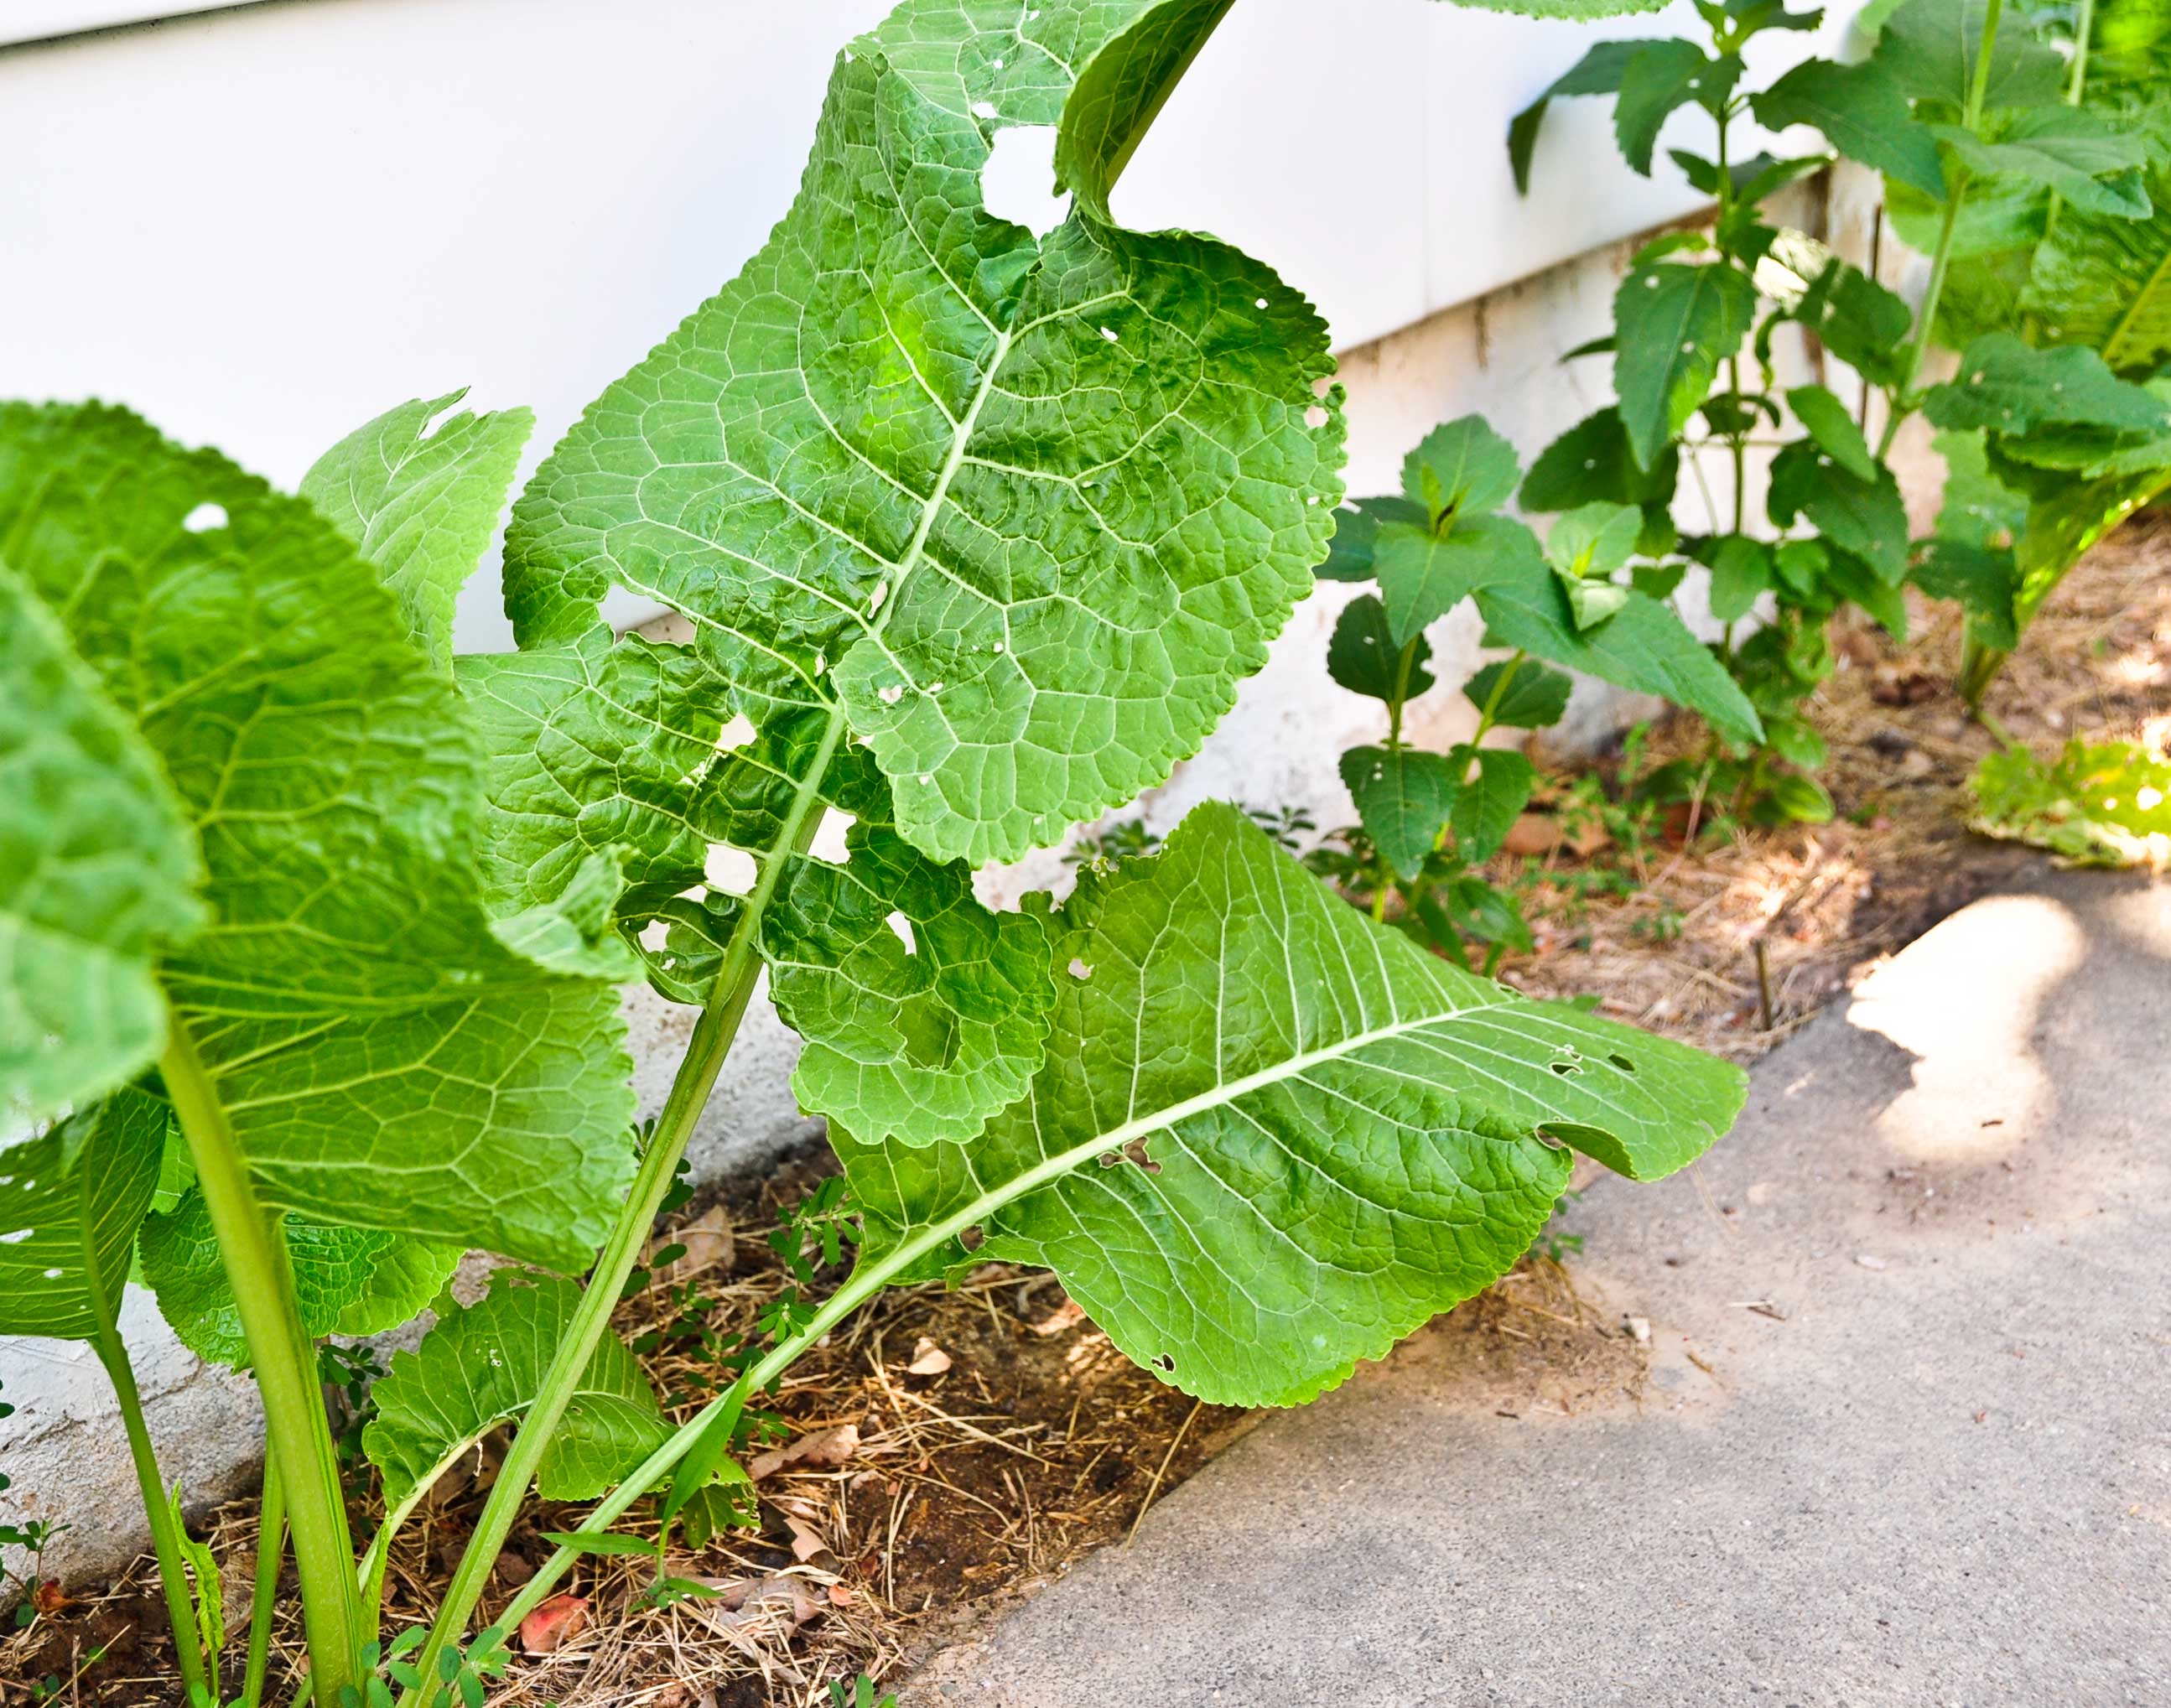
88, 1321, 210, 1705
400, 713, 847, 1705
241, 1442, 286, 1708
162, 1020, 361, 1705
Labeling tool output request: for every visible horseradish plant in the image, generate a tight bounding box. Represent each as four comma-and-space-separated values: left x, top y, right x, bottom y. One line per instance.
1308, 413, 1761, 962
1510, 0, 2164, 817
0, 2, 1744, 1703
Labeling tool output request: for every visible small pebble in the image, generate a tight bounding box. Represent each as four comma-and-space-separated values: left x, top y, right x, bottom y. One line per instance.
1855, 1253, 1888, 1270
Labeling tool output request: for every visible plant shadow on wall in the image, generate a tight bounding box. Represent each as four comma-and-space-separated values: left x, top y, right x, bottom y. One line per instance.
0, 2, 1753, 1705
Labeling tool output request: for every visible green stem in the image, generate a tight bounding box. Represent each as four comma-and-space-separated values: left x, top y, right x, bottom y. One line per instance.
88, 1323, 210, 1705
240, 1443, 286, 1708
400, 711, 847, 1705
1468, 650, 1524, 761
162, 1020, 361, 1705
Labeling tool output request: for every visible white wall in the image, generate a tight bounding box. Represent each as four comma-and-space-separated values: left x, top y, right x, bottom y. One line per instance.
0, 0, 1843, 648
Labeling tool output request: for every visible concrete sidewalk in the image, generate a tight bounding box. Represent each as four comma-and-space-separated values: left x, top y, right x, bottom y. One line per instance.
920, 870, 2171, 1708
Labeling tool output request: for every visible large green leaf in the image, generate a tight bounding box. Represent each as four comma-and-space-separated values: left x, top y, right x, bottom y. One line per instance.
138, 1190, 460, 1368
1467, 553, 1763, 746
1751, 59, 1947, 198
1924, 333, 2171, 432
1613, 261, 1758, 467
364, 1272, 669, 1505
299, 390, 533, 671
0, 1087, 167, 1341
836, 806, 1747, 1408
2022, 108, 2171, 367
1872, 0, 2066, 111
0, 567, 205, 1126
0, 403, 635, 1271
504, 1, 1344, 868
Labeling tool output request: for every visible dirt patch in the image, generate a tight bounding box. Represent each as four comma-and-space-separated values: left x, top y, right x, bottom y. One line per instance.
8, 528, 2163, 1707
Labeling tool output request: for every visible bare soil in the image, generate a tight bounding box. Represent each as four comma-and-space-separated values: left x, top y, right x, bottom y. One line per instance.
5, 522, 2163, 1708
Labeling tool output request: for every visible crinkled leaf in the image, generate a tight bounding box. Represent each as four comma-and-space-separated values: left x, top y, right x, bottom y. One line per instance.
2021, 138, 2171, 367
1786, 383, 1879, 480
1450, 747, 1536, 862
364, 1272, 670, 1504
1931, 108, 2151, 217
1462, 658, 1571, 728
1508, 40, 1644, 193
0, 568, 205, 1126
1614, 262, 1758, 467
1400, 416, 1522, 522
1751, 58, 1946, 197
1327, 594, 1433, 703
764, 748, 1056, 1147
0, 402, 635, 1270
1467, 551, 1763, 745
299, 390, 533, 671
1871, 0, 2066, 111
1374, 515, 1546, 646
1339, 746, 1458, 880
504, 2, 1343, 868
138, 1190, 460, 1368
1924, 334, 2171, 433
1615, 41, 1737, 177
836, 805, 1748, 1408
1971, 739, 2171, 864
1767, 439, 1911, 582
0, 1085, 166, 1341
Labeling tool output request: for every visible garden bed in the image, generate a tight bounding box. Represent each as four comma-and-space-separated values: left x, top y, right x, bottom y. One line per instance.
6, 520, 2163, 1708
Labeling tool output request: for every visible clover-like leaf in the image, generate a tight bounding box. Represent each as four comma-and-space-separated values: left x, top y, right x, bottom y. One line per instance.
1400, 415, 1521, 522
505, 2, 1343, 869
1462, 658, 1571, 729
1751, 59, 1946, 198
0, 1086, 167, 1342
300, 390, 533, 671
1328, 594, 1435, 703
364, 1272, 670, 1506
1375, 514, 1547, 646
0, 568, 205, 1126
836, 804, 1748, 1408
1339, 746, 1459, 880
1450, 747, 1536, 862
0, 402, 635, 1270
1613, 261, 1759, 467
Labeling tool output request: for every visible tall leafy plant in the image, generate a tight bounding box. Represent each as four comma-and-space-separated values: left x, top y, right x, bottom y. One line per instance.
1309, 413, 1760, 963
0, 3, 1748, 1705
1509, 0, 2163, 806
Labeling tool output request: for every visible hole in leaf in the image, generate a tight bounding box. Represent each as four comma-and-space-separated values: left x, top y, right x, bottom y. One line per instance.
960, 1225, 986, 1252
0, 1229, 33, 1245
1098, 1151, 1121, 1167
704, 844, 757, 896
714, 713, 756, 752
1122, 1136, 1161, 1175
884, 910, 917, 955
980, 123, 1067, 236
1304, 405, 1329, 429
1255, 296, 1270, 310
1311, 375, 1332, 399
810, 807, 855, 863
1100, 326, 1120, 343
182, 501, 226, 533
1535, 1128, 1568, 1150
1550, 1060, 1582, 1077
1067, 958, 1093, 980
1151, 1353, 1175, 1373
1607, 1051, 1637, 1073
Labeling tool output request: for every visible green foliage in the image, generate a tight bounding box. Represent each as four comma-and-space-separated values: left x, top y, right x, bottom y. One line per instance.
1971, 737, 2171, 861
0, 1087, 165, 1342
836, 806, 1746, 1407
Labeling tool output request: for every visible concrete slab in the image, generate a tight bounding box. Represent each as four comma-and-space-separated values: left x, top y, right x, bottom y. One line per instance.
920, 870, 2171, 1708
